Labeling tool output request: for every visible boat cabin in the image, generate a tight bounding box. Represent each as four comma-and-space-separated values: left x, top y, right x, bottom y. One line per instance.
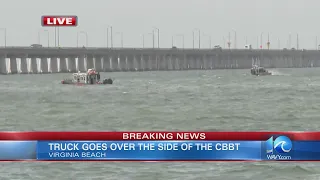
72, 71, 101, 84
254, 67, 267, 72
73, 73, 88, 83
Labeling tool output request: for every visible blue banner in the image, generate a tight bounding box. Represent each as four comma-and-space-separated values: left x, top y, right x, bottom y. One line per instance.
37, 141, 261, 160
1, 140, 320, 161
0, 141, 37, 160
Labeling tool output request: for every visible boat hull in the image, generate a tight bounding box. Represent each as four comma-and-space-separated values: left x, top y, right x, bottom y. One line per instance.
61, 82, 111, 85
61, 78, 113, 85
251, 72, 272, 76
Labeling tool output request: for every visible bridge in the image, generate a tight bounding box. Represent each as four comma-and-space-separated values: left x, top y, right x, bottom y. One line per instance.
0, 47, 319, 74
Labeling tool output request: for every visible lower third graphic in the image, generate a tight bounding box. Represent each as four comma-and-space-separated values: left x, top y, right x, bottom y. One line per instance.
266, 136, 292, 160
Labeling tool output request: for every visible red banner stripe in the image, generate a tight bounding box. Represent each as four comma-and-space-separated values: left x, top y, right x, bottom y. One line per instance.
0, 132, 317, 141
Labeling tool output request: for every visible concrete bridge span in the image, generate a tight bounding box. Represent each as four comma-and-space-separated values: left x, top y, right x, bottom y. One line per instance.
0, 47, 319, 74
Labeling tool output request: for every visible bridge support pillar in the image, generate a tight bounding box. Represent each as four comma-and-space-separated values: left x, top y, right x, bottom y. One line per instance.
158, 55, 165, 70
178, 55, 185, 70
136, 55, 142, 71
77, 55, 85, 72
189, 56, 196, 69
40, 57, 48, 73
166, 55, 173, 70
119, 55, 126, 71
133, 55, 139, 71
195, 56, 201, 69
67, 57, 76, 72
173, 55, 180, 70
136, 55, 143, 71
30, 57, 38, 73
202, 55, 208, 69
0, 54, 7, 74
142, 55, 148, 70
10, 57, 18, 74
59, 57, 68, 72
207, 55, 213, 69
126, 55, 134, 71
50, 57, 58, 73
147, 55, 153, 70
183, 55, 188, 70
141, 55, 147, 70
155, 55, 161, 70
94, 56, 102, 71
111, 56, 118, 71
103, 56, 111, 72
212, 54, 218, 69
86, 55, 94, 69
20, 57, 28, 74
140, 55, 146, 70
124, 56, 129, 71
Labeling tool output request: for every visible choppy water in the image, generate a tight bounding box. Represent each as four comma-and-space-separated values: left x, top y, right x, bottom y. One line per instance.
1, 68, 320, 180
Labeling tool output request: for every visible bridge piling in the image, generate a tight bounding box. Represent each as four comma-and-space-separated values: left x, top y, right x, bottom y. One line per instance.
20, 57, 28, 74
50, 57, 58, 73
40, 57, 48, 73
94, 56, 103, 71
77, 55, 85, 72
9, 57, 18, 74
0, 54, 6, 74
29, 57, 38, 74
67, 57, 76, 72
59, 57, 68, 72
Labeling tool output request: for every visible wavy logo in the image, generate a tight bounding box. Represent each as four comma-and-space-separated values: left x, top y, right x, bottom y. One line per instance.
266, 136, 292, 154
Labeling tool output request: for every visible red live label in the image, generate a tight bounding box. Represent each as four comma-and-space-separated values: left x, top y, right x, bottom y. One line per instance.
42, 16, 77, 26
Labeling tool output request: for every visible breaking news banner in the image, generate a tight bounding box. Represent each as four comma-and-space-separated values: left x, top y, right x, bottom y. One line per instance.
1, 131, 320, 161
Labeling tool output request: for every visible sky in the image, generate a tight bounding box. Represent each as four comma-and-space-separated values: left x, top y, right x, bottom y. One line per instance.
0, 0, 319, 49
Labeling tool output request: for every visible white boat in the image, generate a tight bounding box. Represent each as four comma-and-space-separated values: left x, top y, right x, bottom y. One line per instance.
61, 69, 113, 85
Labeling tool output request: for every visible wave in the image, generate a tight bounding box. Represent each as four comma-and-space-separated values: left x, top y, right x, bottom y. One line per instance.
270, 70, 290, 76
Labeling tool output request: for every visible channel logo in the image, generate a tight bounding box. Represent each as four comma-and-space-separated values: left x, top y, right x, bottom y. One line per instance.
266, 136, 292, 160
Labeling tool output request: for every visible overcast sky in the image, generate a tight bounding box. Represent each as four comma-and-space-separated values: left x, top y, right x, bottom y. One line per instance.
0, 0, 319, 49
